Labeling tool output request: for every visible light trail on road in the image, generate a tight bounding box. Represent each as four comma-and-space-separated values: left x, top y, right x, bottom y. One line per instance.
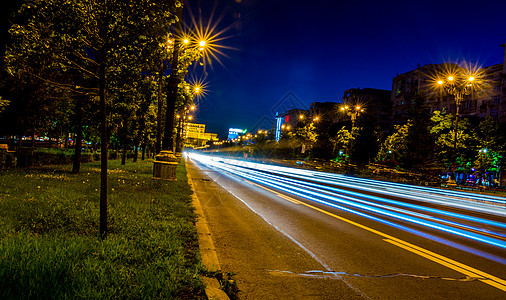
187, 153, 506, 254
187, 153, 506, 294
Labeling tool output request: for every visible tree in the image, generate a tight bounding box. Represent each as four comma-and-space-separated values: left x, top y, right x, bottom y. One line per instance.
376, 122, 410, 165
0, 96, 9, 113
6, 0, 181, 237
330, 126, 357, 163
402, 92, 434, 169
293, 122, 318, 157
473, 117, 504, 186
351, 114, 380, 165
429, 111, 476, 176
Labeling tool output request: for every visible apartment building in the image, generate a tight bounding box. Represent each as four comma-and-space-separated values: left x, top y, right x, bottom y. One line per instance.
391, 42, 506, 125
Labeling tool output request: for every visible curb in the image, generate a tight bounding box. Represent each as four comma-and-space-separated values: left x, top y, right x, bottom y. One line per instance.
186, 161, 230, 300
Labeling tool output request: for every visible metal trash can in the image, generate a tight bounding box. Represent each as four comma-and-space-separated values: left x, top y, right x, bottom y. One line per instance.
153, 150, 178, 180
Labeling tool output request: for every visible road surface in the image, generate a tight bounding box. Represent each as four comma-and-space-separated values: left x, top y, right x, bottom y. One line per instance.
187, 153, 506, 299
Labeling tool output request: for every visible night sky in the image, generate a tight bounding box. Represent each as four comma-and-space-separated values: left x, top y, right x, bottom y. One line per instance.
1, 1, 505, 139
191, 0, 506, 138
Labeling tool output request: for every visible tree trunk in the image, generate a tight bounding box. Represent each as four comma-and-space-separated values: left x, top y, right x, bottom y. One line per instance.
156, 67, 163, 155
99, 59, 108, 237
18, 135, 22, 150
141, 144, 145, 160
162, 7, 183, 152
121, 146, 126, 165
133, 145, 138, 162
72, 96, 84, 174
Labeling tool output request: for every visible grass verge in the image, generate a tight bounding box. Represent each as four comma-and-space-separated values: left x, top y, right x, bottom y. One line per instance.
0, 159, 206, 299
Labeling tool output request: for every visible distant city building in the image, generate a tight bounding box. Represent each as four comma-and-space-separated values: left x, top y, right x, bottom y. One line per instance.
184, 123, 218, 148
473, 63, 503, 120
228, 128, 247, 141
267, 42, 506, 142
391, 42, 506, 125
309, 102, 341, 123
341, 88, 392, 132
496, 42, 506, 122
391, 63, 450, 125
274, 108, 307, 142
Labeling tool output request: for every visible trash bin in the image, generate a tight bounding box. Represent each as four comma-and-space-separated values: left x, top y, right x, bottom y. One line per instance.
153, 150, 178, 180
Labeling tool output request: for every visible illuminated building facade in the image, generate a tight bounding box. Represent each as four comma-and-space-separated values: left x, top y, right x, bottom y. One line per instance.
184, 123, 218, 148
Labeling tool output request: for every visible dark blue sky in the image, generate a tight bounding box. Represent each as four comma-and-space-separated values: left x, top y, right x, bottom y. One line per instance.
189, 0, 506, 138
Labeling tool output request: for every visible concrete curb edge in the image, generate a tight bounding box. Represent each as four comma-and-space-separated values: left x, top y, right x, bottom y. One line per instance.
186, 159, 230, 300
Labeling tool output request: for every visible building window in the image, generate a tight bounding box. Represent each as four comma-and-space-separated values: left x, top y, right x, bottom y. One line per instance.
492, 96, 501, 104
396, 80, 403, 96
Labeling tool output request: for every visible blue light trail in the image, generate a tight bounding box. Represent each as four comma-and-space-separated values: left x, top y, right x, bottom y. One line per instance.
188, 153, 506, 254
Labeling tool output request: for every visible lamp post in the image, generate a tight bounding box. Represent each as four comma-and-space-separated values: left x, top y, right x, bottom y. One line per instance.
340, 104, 364, 163
437, 70, 479, 184
340, 104, 364, 127
175, 85, 199, 152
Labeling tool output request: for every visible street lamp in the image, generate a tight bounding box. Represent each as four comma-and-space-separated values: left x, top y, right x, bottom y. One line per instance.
437, 67, 481, 184
339, 104, 365, 163
175, 83, 202, 152
340, 104, 364, 127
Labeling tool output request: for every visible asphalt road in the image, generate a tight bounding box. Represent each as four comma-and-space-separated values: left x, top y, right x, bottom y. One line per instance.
186, 153, 506, 299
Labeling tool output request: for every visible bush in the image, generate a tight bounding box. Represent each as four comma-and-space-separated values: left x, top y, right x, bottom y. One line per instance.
16, 148, 74, 167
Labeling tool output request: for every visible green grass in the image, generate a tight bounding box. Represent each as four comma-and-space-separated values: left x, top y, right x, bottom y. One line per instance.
0, 159, 206, 299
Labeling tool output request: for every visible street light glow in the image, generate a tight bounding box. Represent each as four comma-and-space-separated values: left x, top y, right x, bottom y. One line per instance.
429, 62, 487, 184
188, 77, 208, 99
